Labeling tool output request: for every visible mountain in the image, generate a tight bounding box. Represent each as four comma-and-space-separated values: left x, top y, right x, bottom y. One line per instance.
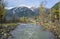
30, 7, 40, 16
5, 6, 36, 20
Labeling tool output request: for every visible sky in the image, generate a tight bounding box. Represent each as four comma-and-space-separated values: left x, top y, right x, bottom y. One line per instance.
5, 0, 60, 9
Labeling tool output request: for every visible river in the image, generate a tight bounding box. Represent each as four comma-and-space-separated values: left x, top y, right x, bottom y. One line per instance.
8, 23, 55, 39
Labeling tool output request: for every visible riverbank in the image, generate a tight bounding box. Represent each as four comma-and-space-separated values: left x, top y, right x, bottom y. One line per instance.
40, 22, 60, 39
0, 23, 18, 39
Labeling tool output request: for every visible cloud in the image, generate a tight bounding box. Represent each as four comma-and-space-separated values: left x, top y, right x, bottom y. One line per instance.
5, 7, 14, 9
17, 4, 33, 8
5, 4, 39, 10
17, 4, 39, 8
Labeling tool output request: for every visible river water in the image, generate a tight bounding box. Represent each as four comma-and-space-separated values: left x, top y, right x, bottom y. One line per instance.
8, 23, 55, 39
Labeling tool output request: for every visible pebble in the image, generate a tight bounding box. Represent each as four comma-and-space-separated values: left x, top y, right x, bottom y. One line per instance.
0, 26, 16, 39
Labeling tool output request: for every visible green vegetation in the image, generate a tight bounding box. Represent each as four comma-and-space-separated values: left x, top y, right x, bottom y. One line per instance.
0, 0, 6, 21
51, 2, 60, 21
0, 23, 18, 27
19, 16, 37, 23
0, 0, 19, 39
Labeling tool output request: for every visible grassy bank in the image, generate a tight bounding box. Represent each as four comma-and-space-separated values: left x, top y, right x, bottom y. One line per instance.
0, 23, 18, 26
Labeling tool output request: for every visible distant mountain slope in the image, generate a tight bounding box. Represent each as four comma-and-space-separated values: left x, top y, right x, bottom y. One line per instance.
30, 7, 40, 16
5, 6, 36, 20
52, 2, 60, 10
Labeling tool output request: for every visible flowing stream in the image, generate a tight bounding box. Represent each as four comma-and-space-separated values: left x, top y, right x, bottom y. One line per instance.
8, 23, 55, 39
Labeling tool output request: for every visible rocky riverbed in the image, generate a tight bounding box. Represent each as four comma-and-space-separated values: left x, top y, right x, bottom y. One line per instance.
0, 23, 18, 39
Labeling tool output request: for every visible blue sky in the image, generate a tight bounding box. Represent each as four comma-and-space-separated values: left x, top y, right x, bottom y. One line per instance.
5, 0, 60, 8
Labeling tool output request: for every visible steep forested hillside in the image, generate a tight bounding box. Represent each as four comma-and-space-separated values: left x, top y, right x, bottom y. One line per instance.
52, 2, 60, 10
